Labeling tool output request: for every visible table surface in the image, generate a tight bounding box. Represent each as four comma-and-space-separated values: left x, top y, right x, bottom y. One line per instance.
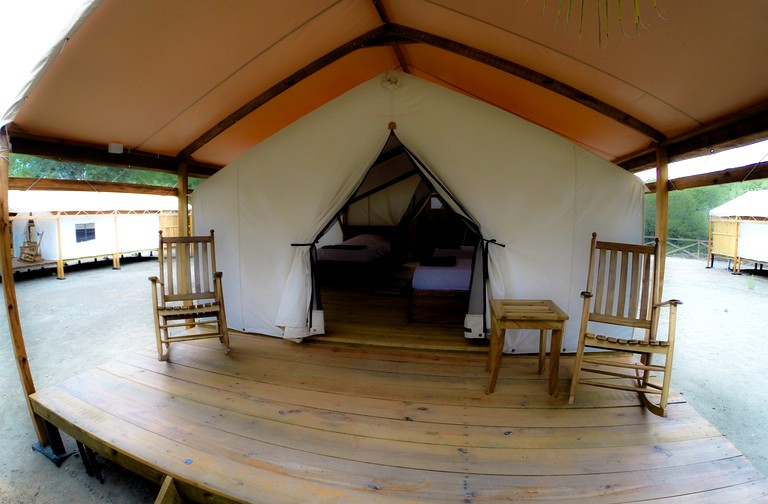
490, 299, 569, 322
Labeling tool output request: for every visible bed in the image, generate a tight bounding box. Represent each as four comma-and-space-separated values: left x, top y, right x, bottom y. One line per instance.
315, 232, 395, 286
412, 246, 474, 292
316, 233, 392, 263
408, 246, 476, 324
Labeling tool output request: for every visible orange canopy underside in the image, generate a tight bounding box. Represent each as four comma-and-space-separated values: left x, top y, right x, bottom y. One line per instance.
7, 0, 768, 170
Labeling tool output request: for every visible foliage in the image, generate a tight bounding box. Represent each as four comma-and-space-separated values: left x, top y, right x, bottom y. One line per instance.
645, 180, 768, 240
9, 153, 202, 189
545, 0, 661, 42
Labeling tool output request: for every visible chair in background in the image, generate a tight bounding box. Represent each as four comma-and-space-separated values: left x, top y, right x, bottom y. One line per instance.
18, 231, 43, 263
149, 230, 230, 361
569, 233, 681, 417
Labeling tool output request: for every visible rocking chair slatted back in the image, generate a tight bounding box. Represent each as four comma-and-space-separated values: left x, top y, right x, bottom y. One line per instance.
587, 239, 658, 332
149, 230, 230, 361
159, 234, 217, 303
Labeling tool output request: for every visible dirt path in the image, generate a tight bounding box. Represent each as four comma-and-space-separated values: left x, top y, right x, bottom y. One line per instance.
0, 256, 766, 502
664, 256, 768, 475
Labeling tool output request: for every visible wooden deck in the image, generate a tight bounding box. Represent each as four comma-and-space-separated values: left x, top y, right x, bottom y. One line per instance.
30, 329, 768, 503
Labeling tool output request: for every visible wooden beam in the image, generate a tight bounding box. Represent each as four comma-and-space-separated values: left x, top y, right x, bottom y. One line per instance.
56, 217, 64, 279
8, 129, 220, 178
0, 127, 49, 446
387, 24, 666, 144
619, 102, 768, 172
655, 146, 669, 298
155, 475, 183, 504
178, 26, 389, 160
179, 22, 665, 159
645, 160, 768, 192
371, 1, 409, 73
177, 162, 189, 238
9, 177, 182, 196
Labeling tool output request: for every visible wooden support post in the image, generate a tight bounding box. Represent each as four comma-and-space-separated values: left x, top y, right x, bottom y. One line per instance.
655, 146, 669, 299
55, 217, 65, 279
0, 127, 49, 446
155, 475, 183, 504
112, 214, 120, 269
177, 162, 189, 238
706, 219, 714, 268
177, 163, 191, 317
733, 221, 741, 274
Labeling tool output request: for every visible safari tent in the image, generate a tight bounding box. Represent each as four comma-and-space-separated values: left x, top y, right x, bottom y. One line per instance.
9, 190, 179, 276
193, 71, 645, 350
2, 2, 768, 501
707, 189, 768, 272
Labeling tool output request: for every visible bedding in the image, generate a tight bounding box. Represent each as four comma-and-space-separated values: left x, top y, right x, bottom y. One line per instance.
412, 246, 474, 291
317, 234, 392, 263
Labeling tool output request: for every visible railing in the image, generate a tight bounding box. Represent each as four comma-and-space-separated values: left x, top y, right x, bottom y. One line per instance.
645, 236, 709, 260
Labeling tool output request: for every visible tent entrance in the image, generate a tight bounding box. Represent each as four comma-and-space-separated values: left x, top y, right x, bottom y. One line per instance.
312, 133, 485, 336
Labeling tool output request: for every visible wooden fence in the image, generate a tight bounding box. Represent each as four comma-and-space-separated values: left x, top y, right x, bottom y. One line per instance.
645, 236, 708, 260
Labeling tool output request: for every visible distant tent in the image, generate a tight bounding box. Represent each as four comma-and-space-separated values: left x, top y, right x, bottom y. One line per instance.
9, 190, 178, 270
708, 190, 768, 271
192, 71, 645, 352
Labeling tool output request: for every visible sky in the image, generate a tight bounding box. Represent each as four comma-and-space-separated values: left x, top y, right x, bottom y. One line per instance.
1, 0, 766, 180
635, 139, 768, 183
0, 0, 86, 120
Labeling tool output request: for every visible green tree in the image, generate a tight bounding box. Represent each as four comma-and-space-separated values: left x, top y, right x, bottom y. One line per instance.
10, 153, 202, 189
645, 180, 768, 239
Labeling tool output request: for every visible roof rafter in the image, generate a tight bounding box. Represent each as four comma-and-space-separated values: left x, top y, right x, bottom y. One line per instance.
387, 24, 666, 144
619, 102, 768, 172
178, 26, 390, 161
8, 127, 219, 177
645, 160, 768, 192
179, 23, 665, 162
371, 0, 409, 73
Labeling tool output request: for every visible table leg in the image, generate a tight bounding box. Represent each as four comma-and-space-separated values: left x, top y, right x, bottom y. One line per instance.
547, 327, 563, 397
486, 316, 496, 372
538, 330, 546, 374
485, 320, 504, 394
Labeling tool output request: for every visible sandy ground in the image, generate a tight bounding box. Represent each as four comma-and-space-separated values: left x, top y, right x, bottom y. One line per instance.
0, 255, 766, 503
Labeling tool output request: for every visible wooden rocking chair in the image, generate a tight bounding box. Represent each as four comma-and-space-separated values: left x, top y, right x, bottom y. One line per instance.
149, 230, 230, 361
569, 233, 682, 417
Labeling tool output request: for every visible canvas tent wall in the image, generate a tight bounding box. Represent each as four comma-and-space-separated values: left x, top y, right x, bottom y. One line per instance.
9, 190, 179, 271
708, 190, 768, 272
192, 71, 645, 353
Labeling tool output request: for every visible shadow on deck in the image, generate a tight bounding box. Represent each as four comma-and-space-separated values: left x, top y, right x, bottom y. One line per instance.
30, 330, 768, 503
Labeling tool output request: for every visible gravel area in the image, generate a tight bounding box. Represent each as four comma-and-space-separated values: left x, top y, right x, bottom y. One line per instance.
0, 255, 765, 502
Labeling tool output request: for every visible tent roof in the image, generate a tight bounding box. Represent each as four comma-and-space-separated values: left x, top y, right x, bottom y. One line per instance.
3, 0, 768, 179
710, 190, 768, 220
8, 190, 179, 213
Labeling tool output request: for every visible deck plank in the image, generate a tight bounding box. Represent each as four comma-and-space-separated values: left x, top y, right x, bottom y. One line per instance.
30, 332, 768, 503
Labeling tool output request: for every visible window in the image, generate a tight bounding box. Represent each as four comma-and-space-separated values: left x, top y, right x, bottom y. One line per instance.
75, 223, 96, 242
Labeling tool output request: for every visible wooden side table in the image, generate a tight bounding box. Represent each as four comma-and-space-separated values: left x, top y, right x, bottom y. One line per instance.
485, 299, 569, 396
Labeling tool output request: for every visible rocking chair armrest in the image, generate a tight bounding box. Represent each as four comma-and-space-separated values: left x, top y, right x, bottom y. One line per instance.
214, 271, 224, 279
580, 291, 593, 298
148, 276, 164, 286
654, 299, 682, 308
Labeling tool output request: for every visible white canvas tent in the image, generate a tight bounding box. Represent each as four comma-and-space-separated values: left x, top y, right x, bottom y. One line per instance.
9, 190, 179, 270
708, 190, 768, 268
193, 72, 645, 352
